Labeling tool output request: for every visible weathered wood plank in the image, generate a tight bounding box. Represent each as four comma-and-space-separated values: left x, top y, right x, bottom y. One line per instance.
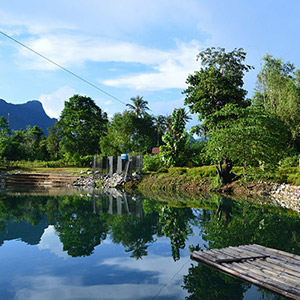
242, 245, 300, 268
191, 245, 300, 300
252, 244, 300, 263
223, 246, 300, 278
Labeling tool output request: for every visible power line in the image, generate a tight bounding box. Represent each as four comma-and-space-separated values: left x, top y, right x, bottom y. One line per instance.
0, 30, 127, 106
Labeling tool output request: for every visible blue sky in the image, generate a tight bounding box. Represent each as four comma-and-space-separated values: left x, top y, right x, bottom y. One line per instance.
0, 0, 299, 127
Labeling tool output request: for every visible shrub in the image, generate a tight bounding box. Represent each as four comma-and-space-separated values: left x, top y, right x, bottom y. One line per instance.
186, 165, 217, 178
143, 154, 163, 172
281, 155, 299, 168
168, 167, 187, 175
157, 167, 168, 173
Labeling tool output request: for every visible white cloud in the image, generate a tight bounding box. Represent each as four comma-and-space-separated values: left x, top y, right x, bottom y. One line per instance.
38, 226, 69, 259
39, 86, 75, 118
15, 35, 200, 71
101, 41, 201, 91
12, 33, 202, 91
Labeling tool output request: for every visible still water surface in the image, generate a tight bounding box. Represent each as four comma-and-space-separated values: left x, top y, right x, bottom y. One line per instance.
0, 188, 299, 299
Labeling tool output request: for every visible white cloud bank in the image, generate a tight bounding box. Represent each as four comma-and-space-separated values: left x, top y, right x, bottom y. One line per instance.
16, 34, 202, 91
39, 86, 75, 118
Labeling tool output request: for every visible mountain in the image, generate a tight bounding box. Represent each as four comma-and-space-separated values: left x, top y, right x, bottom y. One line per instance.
0, 99, 57, 135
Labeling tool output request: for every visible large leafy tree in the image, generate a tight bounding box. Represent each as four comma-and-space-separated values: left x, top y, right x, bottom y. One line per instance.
100, 110, 155, 155
183, 47, 253, 127
254, 54, 300, 145
59, 94, 108, 156
126, 95, 150, 117
205, 104, 289, 178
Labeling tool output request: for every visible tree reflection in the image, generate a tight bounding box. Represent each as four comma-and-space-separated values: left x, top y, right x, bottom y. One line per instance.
55, 196, 108, 257
109, 212, 159, 259
183, 263, 249, 300
159, 206, 194, 261
199, 196, 300, 254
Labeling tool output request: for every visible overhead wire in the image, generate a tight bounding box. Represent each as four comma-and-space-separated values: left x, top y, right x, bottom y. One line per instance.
0, 30, 127, 106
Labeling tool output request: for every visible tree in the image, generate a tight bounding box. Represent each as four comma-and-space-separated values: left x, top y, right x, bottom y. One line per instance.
0, 117, 10, 135
183, 47, 253, 127
47, 124, 61, 160
100, 110, 155, 155
126, 95, 150, 117
160, 108, 190, 167
59, 95, 108, 156
205, 104, 290, 180
153, 115, 167, 146
254, 54, 300, 146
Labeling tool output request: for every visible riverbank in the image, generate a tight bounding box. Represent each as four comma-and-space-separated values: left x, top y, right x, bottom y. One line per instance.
2, 166, 300, 212
136, 168, 300, 212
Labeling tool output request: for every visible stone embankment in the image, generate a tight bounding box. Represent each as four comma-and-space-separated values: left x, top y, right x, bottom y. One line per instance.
69, 171, 141, 189
266, 182, 300, 212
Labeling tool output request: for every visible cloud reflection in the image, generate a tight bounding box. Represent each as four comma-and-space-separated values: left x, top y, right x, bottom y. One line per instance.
38, 226, 69, 260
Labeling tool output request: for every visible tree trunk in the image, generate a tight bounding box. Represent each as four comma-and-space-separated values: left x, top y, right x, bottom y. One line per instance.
216, 158, 234, 185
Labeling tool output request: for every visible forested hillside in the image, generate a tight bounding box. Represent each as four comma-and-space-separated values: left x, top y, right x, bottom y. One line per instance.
0, 99, 56, 135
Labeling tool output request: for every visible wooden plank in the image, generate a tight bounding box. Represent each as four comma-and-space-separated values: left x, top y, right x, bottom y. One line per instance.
213, 248, 300, 288
191, 252, 300, 299
191, 245, 300, 300
242, 245, 300, 268
226, 261, 300, 296
222, 246, 300, 279
252, 244, 300, 263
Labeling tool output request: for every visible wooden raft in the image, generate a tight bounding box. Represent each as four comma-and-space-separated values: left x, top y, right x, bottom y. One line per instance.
191, 244, 300, 300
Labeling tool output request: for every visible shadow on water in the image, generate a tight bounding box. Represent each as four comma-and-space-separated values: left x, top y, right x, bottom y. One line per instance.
0, 187, 299, 299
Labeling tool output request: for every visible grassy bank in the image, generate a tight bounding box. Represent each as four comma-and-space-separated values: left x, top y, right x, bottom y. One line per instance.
137, 165, 300, 194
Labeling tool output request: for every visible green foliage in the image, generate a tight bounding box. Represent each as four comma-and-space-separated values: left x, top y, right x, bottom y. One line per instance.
184, 47, 253, 125
254, 54, 300, 144
46, 125, 61, 160
160, 108, 190, 167
187, 140, 209, 166
59, 94, 108, 156
142, 154, 163, 172
126, 95, 150, 116
205, 104, 290, 170
186, 165, 217, 177
280, 155, 299, 168
153, 114, 167, 146
168, 167, 187, 175
100, 110, 155, 156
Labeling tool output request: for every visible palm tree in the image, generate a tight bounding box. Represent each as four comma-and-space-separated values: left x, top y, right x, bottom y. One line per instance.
126, 95, 150, 116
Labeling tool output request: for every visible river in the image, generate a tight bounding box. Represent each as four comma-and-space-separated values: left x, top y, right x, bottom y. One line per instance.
0, 187, 298, 299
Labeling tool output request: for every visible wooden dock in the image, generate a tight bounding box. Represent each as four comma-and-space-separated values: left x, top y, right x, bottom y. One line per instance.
191, 244, 300, 299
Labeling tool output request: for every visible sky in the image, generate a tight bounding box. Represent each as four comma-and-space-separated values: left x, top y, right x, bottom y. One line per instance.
0, 0, 300, 127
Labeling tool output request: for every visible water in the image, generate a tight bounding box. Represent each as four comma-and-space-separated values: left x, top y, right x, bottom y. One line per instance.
0, 188, 299, 299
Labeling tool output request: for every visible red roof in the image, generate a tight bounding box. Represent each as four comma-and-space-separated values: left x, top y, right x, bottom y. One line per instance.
152, 147, 161, 154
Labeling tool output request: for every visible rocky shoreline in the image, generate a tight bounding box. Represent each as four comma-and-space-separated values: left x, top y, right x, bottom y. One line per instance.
69, 171, 141, 189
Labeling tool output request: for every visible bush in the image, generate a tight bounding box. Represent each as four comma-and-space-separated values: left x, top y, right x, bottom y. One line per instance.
281, 155, 299, 168
186, 165, 217, 178
157, 167, 168, 173
168, 167, 187, 175
80, 155, 94, 167
143, 154, 163, 172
